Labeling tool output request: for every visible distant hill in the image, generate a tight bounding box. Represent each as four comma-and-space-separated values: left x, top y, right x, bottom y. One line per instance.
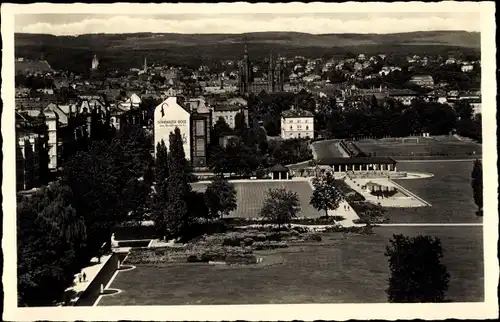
15, 30, 480, 49
14, 31, 480, 73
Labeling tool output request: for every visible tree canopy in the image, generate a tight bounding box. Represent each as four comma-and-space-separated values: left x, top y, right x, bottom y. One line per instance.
204, 176, 237, 220
260, 187, 301, 228
310, 172, 343, 218
471, 159, 483, 214
385, 234, 450, 303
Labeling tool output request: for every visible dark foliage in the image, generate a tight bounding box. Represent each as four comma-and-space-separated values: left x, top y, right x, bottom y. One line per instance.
385, 234, 450, 302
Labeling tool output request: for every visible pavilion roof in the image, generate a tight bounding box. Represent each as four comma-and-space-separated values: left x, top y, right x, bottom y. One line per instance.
317, 156, 396, 166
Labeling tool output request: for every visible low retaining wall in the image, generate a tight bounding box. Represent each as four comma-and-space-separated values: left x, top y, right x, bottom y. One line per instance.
113, 224, 158, 240
74, 253, 122, 306
389, 180, 432, 207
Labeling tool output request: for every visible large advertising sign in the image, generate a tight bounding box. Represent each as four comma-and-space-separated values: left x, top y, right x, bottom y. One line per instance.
154, 99, 191, 160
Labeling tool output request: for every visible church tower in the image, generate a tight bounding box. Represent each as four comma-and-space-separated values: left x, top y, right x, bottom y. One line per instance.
239, 40, 252, 94
275, 55, 285, 92
268, 52, 275, 93
143, 57, 148, 73
91, 54, 99, 70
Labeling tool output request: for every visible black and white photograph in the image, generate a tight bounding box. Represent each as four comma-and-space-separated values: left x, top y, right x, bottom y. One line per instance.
1, 2, 498, 321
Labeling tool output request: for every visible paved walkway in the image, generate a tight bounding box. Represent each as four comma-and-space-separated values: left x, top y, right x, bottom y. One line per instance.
343, 176, 428, 208
61, 254, 112, 306
306, 177, 360, 227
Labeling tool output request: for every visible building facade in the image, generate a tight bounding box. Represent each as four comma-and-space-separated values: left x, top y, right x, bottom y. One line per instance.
212, 104, 248, 129
281, 108, 314, 139
16, 132, 41, 192
154, 97, 210, 167
409, 75, 434, 88
238, 43, 285, 94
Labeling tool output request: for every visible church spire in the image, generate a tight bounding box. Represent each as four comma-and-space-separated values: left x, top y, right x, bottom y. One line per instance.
243, 37, 249, 60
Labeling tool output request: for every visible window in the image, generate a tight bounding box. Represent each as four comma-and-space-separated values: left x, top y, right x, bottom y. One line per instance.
290, 125, 293, 130
195, 120, 205, 134
194, 138, 205, 157
306, 125, 309, 130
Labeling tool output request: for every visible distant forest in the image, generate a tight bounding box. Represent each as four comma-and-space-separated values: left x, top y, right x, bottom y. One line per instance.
15, 31, 481, 75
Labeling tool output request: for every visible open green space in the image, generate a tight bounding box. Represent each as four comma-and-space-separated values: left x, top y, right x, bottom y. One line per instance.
354, 137, 481, 158
191, 181, 321, 219
98, 226, 483, 306
387, 160, 482, 223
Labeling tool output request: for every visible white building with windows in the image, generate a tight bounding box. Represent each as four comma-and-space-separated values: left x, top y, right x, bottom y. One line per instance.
281, 107, 314, 139
154, 97, 191, 160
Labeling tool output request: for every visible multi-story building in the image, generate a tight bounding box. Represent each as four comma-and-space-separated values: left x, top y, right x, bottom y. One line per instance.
387, 89, 418, 106
211, 104, 248, 129
461, 64, 474, 73
280, 107, 314, 139
409, 75, 434, 88
153, 97, 209, 167
20, 109, 58, 171
239, 43, 285, 94
16, 112, 47, 192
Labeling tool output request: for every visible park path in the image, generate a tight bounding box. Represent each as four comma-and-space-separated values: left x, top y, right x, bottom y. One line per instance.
61, 254, 113, 306
306, 177, 360, 227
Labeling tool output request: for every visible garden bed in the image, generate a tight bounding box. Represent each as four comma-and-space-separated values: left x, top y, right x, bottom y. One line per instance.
125, 228, 325, 265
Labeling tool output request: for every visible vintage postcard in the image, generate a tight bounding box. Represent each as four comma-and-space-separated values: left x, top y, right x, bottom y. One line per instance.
2, 2, 498, 321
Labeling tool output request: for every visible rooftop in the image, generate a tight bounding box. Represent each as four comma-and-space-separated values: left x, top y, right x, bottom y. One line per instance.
387, 89, 418, 97
15, 60, 53, 74
282, 108, 314, 118
317, 156, 397, 166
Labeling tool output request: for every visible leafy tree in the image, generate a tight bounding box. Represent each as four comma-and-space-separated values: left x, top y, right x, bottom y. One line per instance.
212, 116, 232, 140
260, 187, 301, 228
154, 140, 169, 185
310, 171, 343, 218
471, 159, 483, 214
204, 176, 237, 219
161, 128, 194, 238
234, 112, 247, 136
385, 234, 450, 303
17, 182, 85, 306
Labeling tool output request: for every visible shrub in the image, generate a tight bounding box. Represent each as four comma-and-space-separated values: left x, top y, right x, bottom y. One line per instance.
225, 254, 258, 265
292, 226, 310, 234
243, 237, 254, 246
268, 232, 282, 242
253, 241, 289, 250
305, 233, 322, 242
279, 231, 291, 238
187, 255, 199, 263
222, 237, 242, 247
255, 233, 267, 242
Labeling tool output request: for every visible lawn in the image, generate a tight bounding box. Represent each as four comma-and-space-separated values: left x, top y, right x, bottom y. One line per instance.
386, 160, 482, 223
98, 226, 483, 305
191, 181, 322, 219
354, 137, 482, 158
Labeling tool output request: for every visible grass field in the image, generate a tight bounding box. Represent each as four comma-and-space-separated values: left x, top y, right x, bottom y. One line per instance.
98, 226, 483, 305
354, 137, 481, 158
386, 160, 482, 223
191, 181, 322, 219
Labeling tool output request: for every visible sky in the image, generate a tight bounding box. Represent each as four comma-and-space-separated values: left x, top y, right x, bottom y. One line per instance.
15, 12, 481, 36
